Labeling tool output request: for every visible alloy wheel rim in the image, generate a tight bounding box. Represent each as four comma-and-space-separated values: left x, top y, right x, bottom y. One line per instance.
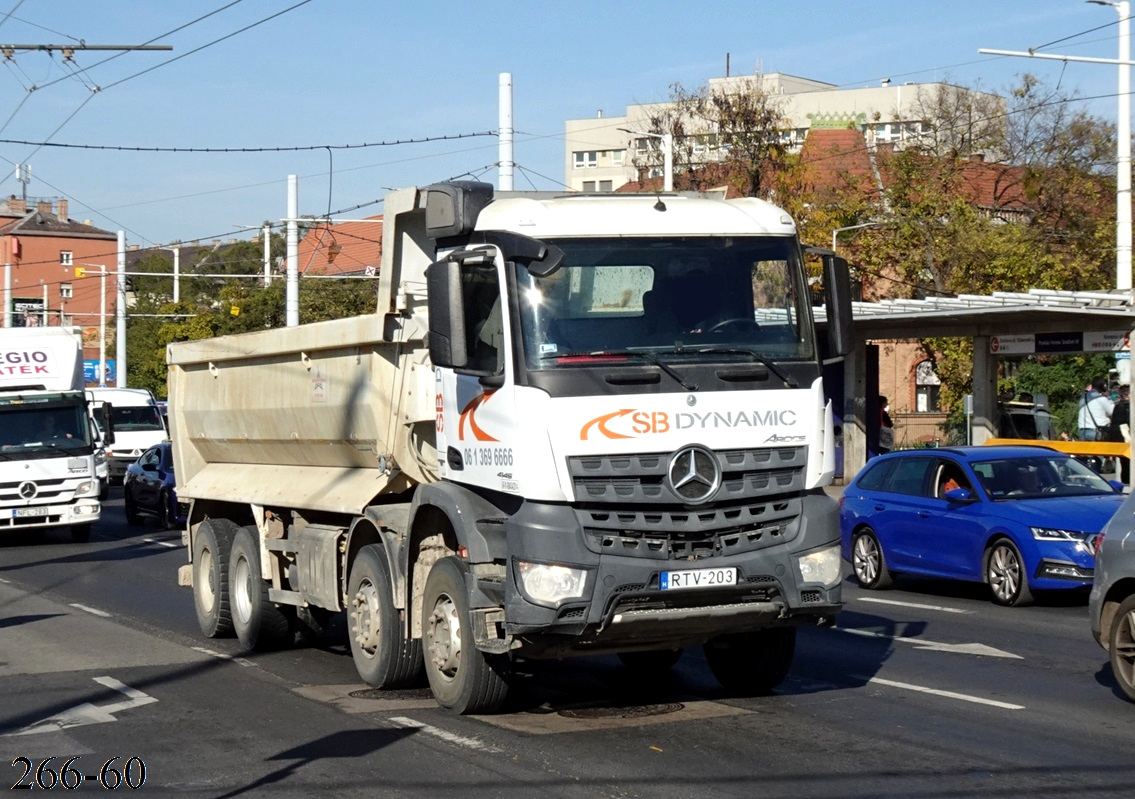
1116, 610, 1135, 690
989, 546, 1020, 602
854, 536, 878, 584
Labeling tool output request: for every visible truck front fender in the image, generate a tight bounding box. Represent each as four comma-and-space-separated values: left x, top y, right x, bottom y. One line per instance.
407, 482, 512, 565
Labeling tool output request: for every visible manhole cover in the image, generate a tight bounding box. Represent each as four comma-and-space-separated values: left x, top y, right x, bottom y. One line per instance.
558, 702, 684, 719
349, 688, 434, 701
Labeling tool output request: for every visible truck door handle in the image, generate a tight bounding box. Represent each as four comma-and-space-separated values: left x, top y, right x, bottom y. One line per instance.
873, 505, 885, 511
918, 511, 931, 518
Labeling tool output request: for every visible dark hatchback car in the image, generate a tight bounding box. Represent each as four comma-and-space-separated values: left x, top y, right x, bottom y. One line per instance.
1090, 491, 1135, 702
123, 441, 187, 530
840, 445, 1124, 606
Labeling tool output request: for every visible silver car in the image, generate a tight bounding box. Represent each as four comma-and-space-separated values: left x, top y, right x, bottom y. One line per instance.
1090, 492, 1135, 702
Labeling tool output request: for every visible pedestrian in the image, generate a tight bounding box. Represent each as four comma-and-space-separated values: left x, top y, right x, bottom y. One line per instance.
878, 395, 894, 454
1077, 378, 1115, 441
1106, 384, 1131, 482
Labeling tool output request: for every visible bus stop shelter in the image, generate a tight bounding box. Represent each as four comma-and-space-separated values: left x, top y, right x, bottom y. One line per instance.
823, 288, 1135, 480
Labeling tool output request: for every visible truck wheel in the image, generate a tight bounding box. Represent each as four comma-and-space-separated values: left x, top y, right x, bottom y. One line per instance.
704, 627, 796, 695
617, 649, 683, 672
347, 544, 423, 687
1109, 595, 1135, 702
70, 524, 91, 543
422, 556, 510, 714
229, 526, 293, 650
193, 519, 238, 638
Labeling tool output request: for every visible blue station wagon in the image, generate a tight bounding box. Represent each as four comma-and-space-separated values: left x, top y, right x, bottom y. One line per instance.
840, 445, 1124, 606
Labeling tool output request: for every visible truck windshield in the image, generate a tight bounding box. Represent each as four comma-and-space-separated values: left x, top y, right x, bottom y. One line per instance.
513, 236, 814, 371
0, 401, 93, 456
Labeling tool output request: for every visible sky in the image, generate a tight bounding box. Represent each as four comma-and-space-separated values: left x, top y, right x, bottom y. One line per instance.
0, 0, 1128, 249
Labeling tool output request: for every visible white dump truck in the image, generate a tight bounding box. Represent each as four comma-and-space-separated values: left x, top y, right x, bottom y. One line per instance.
0, 326, 111, 542
170, 182, 854, 713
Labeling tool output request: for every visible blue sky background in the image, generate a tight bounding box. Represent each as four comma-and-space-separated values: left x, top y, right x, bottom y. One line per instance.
0, 1, 1126, 247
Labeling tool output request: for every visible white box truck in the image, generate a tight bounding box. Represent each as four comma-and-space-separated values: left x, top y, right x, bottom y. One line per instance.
170, 182, 854, 713
0, 327, 111, 542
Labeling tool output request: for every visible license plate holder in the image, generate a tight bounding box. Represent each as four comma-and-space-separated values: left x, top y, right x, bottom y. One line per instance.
660, 567, 737, 590
15, 507, 49, 518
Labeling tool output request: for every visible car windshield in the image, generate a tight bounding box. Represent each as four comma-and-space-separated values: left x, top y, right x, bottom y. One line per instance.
971, 455, 1116, 500
109, 404, 164, 432
514, 236, 814, 371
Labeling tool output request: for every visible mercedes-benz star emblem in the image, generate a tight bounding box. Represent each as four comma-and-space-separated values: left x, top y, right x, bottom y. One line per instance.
18, 481, 37, 500
666, 445, 721, 504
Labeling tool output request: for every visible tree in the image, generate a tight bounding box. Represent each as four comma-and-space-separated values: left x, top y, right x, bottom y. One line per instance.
632, 75, 797, 198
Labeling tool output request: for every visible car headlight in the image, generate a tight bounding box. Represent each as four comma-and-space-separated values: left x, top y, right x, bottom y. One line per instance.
797, 545, 842, 588
1030, 527, 1083, 541
516, 561, 588, 605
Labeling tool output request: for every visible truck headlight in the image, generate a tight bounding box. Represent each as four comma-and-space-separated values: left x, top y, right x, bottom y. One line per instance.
75, 481, 94, 495
516, 561, 588, 605
797, 545, 841, 588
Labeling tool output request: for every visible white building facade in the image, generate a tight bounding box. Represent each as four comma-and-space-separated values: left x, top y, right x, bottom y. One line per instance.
564, 73, 998, 192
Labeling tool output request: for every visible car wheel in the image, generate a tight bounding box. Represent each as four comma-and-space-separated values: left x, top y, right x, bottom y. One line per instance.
229, 526, 294, 650
1109, 595, 1135, 702
986, 539, 1034, 607
159, 490, 174, 531
852, 529, 893, 589
704, 627, 796, 695
124, 490, 143, 526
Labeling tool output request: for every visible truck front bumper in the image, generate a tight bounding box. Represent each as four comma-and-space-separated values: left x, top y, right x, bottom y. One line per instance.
0, 500, 100, 532
496, 492, 842, 657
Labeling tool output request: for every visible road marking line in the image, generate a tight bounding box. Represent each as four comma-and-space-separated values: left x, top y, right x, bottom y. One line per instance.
855, 596, 972, 614
191, 646, 254, 667
69, 603, 111, 617
863, 676, 1025, 710
6, 676, 158, 736
389, 716, 491, 751
0, 577, 9, 584
839, 627, 1022, 659
142, 537, 180, 549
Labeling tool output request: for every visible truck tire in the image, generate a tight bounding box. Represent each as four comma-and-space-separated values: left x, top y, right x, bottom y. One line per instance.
422, 556, 510, 714
347, 544, 423, 687
704, 627, 796, 695
617, 649, 683, 672
193, 519, 238, 638
229, 526, 293, 650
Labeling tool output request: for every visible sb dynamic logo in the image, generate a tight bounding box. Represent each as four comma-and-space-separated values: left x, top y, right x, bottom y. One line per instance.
579, 409, 797, 440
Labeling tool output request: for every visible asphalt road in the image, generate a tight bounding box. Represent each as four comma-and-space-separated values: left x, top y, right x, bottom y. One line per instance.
3, 489, 1135, 798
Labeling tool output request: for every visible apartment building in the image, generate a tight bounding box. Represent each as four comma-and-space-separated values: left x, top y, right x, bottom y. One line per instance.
564, 72, 999, 191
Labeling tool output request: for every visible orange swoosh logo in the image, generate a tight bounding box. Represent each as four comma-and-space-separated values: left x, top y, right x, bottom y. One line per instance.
458, 391, 499, 442
580, 409, 635, 440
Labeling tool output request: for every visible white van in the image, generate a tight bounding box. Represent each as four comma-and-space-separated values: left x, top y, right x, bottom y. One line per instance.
87, 387, 168, 483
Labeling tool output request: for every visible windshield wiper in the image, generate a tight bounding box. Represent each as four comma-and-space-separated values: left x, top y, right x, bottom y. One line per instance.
549, 350, 698, 391
689, 347, 798, 387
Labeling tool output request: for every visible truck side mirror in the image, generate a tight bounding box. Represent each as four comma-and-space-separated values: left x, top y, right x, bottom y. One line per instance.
425, 260, 468, 370
823, 254, 854, 358
99, 403, 116, 447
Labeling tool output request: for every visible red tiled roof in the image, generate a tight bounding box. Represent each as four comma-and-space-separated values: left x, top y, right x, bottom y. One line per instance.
298, 215, 383, 276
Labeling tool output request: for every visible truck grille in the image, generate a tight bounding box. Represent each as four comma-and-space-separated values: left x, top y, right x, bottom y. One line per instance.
568, 447, 806, 505
578, 496, 801, 560
0, 478, 71, 502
